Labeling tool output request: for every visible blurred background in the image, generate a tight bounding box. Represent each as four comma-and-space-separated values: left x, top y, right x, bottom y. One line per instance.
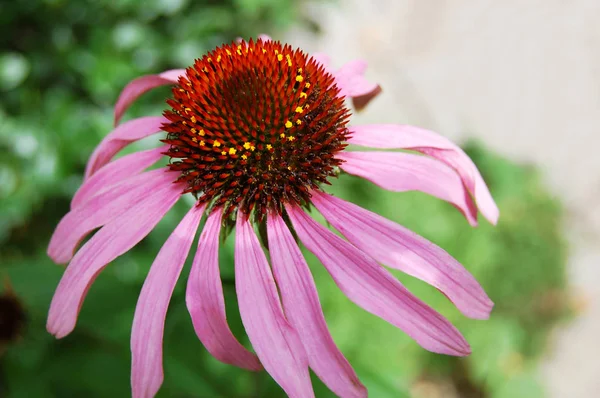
0, 0, 596, 397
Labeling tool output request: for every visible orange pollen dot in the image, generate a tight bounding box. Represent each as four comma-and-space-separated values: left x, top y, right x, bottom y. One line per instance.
161, 38, 350, 218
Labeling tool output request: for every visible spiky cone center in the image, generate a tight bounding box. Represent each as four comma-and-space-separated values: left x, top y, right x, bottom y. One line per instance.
162, 39, 350, 218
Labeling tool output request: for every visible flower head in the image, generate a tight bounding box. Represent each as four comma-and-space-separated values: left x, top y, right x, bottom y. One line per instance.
162, 40, 350, 217
47, 37, 498, 398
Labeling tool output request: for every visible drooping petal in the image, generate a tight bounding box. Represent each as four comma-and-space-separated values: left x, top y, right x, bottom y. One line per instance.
311, 191, 493, 320
186, 209, 261, 371
286, 204, 470, 356
114, 69, 185, 125
337, 151, 478, 226
310, 55, 380, 110
348, 124, 499, 224
235, 215, 314, 398
334, 59, 381, 110
71, 146, 166, 209
267, 212, 366, 398
85, 116, 168, 180
48, 169, 178, 264
47, 178, 183, 338
131, 204, 204, 398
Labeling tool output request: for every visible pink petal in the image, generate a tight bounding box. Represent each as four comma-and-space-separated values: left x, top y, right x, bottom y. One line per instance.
114, 69, 185, 125
235, 214, 314, 398
334, 60, 381, 110
186, 209, 261, 371
348, 124, 499, 224
236, 34, 272, 43
48, 169, 177, 264
131, 204, 204, 398
337, 151, 479, 226
71, 146, 166, 209
267, 212, 366, 398
311, 191, 493, 320
85, 116, 167, 180
310, 52, 331, 69
47, 177, 183, 338
286, 204, 471, 356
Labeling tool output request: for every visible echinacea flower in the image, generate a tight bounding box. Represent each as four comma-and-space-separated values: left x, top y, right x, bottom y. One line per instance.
47, 37, 499, 398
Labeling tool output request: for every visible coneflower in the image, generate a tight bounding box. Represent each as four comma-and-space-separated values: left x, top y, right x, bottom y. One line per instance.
47, 37, 498, 398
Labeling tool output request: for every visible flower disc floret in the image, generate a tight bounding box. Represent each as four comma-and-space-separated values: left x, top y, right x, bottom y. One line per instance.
162, 39, 351, 217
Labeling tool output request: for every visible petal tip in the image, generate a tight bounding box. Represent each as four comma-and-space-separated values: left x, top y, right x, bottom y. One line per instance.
458, 344, 472, 357
469, 301, 494, 320
444, 337, 471, 357
46, 319, 71, 339
351, 84, 382, 111
488, 210, 500, 226
47, 250, 70, 265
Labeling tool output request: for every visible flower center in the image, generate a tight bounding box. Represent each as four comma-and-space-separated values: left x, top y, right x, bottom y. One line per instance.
162, 39, 350, 217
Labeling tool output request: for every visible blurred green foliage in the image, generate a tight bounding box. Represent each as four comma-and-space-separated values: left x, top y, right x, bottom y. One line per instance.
0, 0, 569, 397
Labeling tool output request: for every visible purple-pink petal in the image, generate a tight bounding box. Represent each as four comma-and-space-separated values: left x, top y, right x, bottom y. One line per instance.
47, 175, 183, 338
186, 209, 261, 371
348, 124, 499, 224
48, 169, 177, 264
310, 52, 331, 69
237, 34, 272, 43
114, 69, 185, 125
71, 146, 166, 209
311, 191, 493, 320
310, 55, 380, 110
235, 215, 314, 398
85, 116, 167, 180
334, 59, 381, 109
131, 204, 204, 398
267, 212, 366, 398
286, 204, 471, 356
337, 151, 478, 226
